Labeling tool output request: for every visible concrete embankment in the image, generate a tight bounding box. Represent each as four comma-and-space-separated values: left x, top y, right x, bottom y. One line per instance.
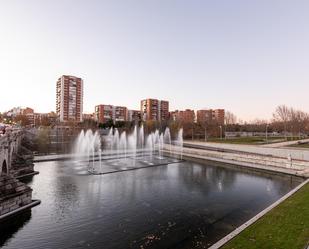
185, 141, 309, 161
168, 142, 309, 177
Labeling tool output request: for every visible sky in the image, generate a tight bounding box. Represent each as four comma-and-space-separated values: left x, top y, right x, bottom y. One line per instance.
0, 0, 308, 121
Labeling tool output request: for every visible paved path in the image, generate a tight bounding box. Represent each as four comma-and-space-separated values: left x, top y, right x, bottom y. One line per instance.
260, 138, 309, 148
184, 141, 309, 161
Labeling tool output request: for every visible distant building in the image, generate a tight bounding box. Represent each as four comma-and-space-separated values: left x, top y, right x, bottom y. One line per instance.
196, 109, 225, 125
140, 98, 169, 121
95, 105, 127, 123
127, 110, 141, 122
33, 112, 57, 126
196, 109, 213, 124
160, 100, 169, 121
5, 107, 23, 117
56, 75, 83, 122
114, 106, 127, 122
22, 108, 34, 126
171, 109, 195, 123
83, 113, 95, 120
5, 107, 34, 126
213, 109, 225, 125
95, 105, 113, 123
22, 107, 34, 115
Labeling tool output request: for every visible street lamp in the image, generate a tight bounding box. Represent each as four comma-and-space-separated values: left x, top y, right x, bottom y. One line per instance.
219, 125, 222, 140
266, 123, 269, 143
191, 121, 194, 141
204, 122, 207, 142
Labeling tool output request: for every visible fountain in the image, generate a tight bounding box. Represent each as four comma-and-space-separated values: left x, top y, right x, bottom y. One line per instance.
73, 129, 102, 172
175, 128, 183, 159
73, 125, 183, 174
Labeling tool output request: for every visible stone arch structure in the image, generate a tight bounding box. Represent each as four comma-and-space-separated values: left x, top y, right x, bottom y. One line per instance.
9, 139, 18, 165
0, 149, 8, 175
0, 130, 23, 176
1, 160, 8, 175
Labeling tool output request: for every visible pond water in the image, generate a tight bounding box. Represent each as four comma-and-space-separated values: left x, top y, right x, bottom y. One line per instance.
0, 158, 303, 249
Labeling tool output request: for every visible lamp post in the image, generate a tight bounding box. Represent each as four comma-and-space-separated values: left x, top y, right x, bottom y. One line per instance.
204, 122, 207, 142
266, 123, 269, 143
191, 121, 194, 141
219, 125, 222, 140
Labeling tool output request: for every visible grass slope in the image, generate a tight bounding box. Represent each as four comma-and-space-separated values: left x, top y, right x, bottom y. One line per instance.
222, 182, 309, 249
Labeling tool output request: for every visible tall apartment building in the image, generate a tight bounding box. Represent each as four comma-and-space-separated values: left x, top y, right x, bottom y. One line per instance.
127, 110, 141, 122
140, 99, 169, 121
56, 75, 83, 122
160, 100, 169, 121
95, 105, 127, 123
213, 109, 225, 125
171, 109, 195, 123
95, 105, 113, 123
196, 109, 225, 125
22, 107, 34, 126
114, 106, 127, 122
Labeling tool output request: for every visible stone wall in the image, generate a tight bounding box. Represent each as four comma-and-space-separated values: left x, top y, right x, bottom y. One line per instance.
165, 145, 309, 177
0, 129, 37, 219
0, 175, 32, 216
0, 130, 22, 176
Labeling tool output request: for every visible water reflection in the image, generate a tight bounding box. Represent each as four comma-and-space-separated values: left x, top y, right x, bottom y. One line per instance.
176, 162, 237, 195
0, 159, 304, 249
0, 211, 32, 247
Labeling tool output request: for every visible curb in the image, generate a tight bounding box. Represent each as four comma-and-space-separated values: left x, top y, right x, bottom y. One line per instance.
208, 179, 309, 249
0, 200, 41, 222
16, 171, 39, 179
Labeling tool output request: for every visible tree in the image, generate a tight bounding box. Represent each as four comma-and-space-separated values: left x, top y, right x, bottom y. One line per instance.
35, 127, 51, 154
98, 119, 114, 129
14, 114, 30, 127
114, 121, 126, 128
273, 105, 290, 139
225, 111, 237, 125
40, 116, 51, 126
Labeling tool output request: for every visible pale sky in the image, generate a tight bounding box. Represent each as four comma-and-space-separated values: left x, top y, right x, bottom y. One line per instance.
0, 0, 308, 121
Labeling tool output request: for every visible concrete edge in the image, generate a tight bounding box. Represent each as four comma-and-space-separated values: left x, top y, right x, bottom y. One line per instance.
171, 150, 307, 177
183, 142, 309, 163
180, 155, 305, 181
208, 178, 309, 249
15, 171, 39, 179
0, 199, 41, 222
88, 159, 184, 175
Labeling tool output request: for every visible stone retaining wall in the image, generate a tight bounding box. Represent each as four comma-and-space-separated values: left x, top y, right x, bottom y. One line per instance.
165, 145, 309, 177
0, 175, 33, 216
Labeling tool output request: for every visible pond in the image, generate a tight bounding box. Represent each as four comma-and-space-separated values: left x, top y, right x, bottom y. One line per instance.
0, 158, 303, 249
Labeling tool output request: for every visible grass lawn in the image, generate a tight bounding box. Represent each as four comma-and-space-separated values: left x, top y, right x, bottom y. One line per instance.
205, 137, 300, 145
289, 143, 309, 149
221, 182, 309, 249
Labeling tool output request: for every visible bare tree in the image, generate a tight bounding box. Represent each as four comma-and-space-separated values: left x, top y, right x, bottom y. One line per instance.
273, 105, 290, 139
289, 109, 308, 138
225, 111, 237, 125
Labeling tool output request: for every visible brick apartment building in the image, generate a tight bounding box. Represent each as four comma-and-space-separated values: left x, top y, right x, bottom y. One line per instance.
196, 109, 225, 125
22, 108, 34, 126
56, 75, 83, 122
95, 105, 127, 123
171, 109, 195, 123
127, 110, 141, 122
140, 99, 169, 121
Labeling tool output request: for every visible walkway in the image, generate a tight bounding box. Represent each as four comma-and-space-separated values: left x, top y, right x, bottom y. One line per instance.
260, 138, 309, 148
184, 141, 309, 161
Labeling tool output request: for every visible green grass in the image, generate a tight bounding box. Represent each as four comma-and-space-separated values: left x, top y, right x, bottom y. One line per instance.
289, 143, 309, 149
221, 182, 309, 249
